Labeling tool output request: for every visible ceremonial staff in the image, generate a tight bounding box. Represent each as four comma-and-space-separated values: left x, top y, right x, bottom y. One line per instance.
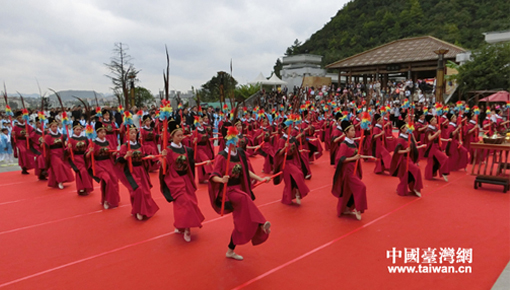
123, 111, 134, 173
3, 83, 13, 127
353, 112, 370, 176
220, 126, 238, 216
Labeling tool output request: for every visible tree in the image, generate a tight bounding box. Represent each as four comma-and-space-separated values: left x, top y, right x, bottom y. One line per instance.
200, 72, 238, 103
104, 43, 140, 110
273, 58, 283, 79
457, 42, 510, 93
134, 87, 155, 108
285, 39, 302, 56
235, 84, 261, 101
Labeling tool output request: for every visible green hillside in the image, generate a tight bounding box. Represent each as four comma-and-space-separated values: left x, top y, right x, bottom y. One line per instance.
290, 0, 510, 66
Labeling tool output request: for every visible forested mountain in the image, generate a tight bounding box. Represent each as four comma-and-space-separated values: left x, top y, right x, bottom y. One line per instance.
289, 0, 510, 65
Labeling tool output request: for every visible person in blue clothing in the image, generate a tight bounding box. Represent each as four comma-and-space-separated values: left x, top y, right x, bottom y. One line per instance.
0, 128, 14, 164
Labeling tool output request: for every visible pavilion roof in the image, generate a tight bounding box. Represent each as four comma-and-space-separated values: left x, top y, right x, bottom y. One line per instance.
326, 36, 466, 69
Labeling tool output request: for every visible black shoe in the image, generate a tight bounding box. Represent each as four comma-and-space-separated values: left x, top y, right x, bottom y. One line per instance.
21, 169, 29, 175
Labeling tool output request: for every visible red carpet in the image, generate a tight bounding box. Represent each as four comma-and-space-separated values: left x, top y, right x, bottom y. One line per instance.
0, 148, 508, 290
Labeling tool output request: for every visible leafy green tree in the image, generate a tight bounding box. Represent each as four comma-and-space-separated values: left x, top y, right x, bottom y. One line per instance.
281, 0, 510, 67
134, 87, 155, 107
285, 39, 302, 56
273, 58, 283, 78
235, 84, 261, 101
200, 72, 238, 103
457, 43, 510, 92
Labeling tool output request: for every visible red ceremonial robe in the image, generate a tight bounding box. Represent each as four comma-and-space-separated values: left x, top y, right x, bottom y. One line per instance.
102, 120, 118, 150
463, 119, 478, 163
371, 124, 392, 174
68, 135, 94, 194
383, 118, 396, 152
43, 132, 74, 188
208, 148, 269, 246
13, 122, 35, 170
445, 122, 469, 171
331, 138, 368, 216
329, 126, 344, 165
118, 142, 159, 218
390, 133, 423, 196
29, 129, 47, 179
160, 144, 204, 230
423, 125, 450, 180
273, 135, 310, 205
89, 139, 120, 208
195, 126, 214, 183
140, 126, 160, 172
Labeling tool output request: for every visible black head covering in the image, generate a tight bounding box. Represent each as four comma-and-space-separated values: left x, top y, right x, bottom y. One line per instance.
335, 112, 343, 121
234, 118, 242, 126
95, 121, 105, 132
35, 117, 40, 122
15, 111, 23, 118
48, 117, 58, 126
221, 121, 233, 139
73, 120, 83, 129
373, 114, 381, 122
446, 112, 455, 121
341, 120, 353, 132
168, 119, 182, 135
425, 114, 434, 123
465, 111, 472, 119
102, 109, 110, 116
396, 119, 406, 130
142, 115, 151, 122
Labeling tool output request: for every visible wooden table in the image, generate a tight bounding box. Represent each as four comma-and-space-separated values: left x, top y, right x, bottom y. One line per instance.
471, 142, 510, 193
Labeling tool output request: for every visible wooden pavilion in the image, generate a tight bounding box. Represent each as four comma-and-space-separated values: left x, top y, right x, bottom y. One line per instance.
325, 36, 466, 86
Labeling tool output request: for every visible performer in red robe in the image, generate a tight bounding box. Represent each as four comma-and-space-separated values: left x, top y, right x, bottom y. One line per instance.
445, 113, 469, 171
208, 125, 271, 261
68, 121, 94, 195
423, 115, 450, 181
253, 118, 276, 174
160, 119, 205, 242
301, 112, 323, 162
331, 120, 372, 220
140, 115, 160, 172
390, 120, 425, 197
414, 112, 428, 160
12, 111, 35, 174
87, 121, 120, 209
329, 112, 345, 166
383, 116, 396, 152
193, 118, 214, 183
462, 112, 479, 163
102, 109, 118, 150
371, 114, 392, 174
42, 117, 75, 189
273, 121, 310, 205
290, 124, 312, 178
117, 125, 159, 220
30, 117, 48, 180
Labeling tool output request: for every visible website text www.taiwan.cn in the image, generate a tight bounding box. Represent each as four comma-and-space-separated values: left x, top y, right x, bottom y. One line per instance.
386, 247, 472, 274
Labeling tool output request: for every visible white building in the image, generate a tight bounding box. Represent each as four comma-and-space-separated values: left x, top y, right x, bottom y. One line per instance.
280, 54, 332, 89
483, 30, 510, 44
457, 30, 510, 64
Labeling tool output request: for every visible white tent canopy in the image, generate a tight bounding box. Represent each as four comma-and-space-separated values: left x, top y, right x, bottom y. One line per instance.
267, 73, 286, 85
248, 72, 286, 85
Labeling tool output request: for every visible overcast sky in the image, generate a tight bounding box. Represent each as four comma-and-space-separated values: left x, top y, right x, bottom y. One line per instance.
1, 0, 349, 96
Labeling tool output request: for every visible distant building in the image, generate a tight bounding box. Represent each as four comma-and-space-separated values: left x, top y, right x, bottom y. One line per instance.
483, 30, 510, 44
280, 54, 333, 89
457, 30, 510, 64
